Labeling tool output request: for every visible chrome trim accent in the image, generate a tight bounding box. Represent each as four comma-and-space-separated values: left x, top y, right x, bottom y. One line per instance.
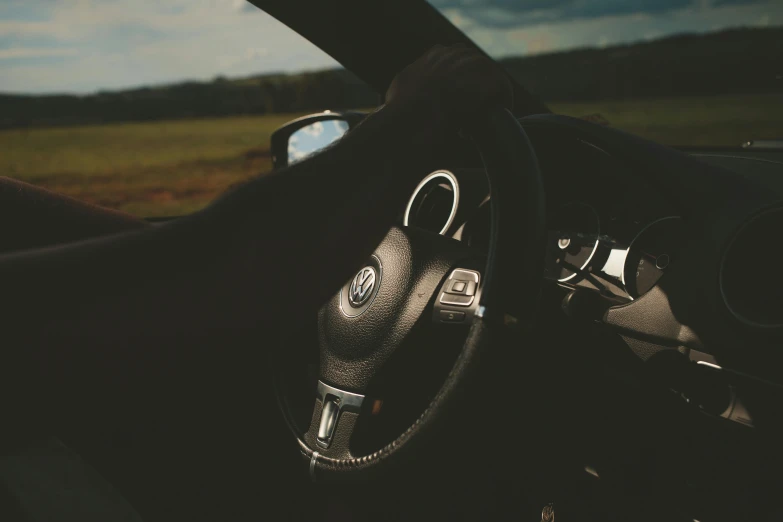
317, 381, 365, 413
558, 203, 600, 283
448, 268, 480, 283
316, 400, 339, 449
309, 451, 319, 482
314, 381, 365, 449
696, 361, 722, 371
403, 170, 460, 235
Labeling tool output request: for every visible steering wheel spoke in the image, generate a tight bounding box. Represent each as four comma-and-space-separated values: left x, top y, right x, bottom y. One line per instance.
303, 381, 365, 458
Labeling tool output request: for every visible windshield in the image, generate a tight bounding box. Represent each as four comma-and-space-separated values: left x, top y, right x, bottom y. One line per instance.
0, 1, 376, 217
429, 0, 783, 148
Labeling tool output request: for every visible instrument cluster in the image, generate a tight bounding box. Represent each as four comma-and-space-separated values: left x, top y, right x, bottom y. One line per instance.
449, 173, 683, 301
544, 202, 684, 300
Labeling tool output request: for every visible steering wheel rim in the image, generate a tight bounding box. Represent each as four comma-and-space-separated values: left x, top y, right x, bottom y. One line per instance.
277, 107, 547, 480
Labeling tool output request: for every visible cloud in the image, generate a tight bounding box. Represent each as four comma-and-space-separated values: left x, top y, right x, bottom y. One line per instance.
2, 0, 780, 94
430, 0, 769, 28
246, 47, 268, 59
0, 0, 340, 93
331, 120, 349, 134
301, 121, 324, 137
433, 0, 783, 58
0, 47, 78, 59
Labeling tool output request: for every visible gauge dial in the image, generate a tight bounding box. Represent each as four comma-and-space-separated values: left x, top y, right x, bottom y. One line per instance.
545, 203, 600, 282
623, 216, 683, 298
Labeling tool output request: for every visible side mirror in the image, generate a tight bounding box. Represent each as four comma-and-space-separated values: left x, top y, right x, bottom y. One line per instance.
270, 111, 367, 170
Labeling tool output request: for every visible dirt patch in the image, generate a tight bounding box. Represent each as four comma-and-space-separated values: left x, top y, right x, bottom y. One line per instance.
243, 147, 271, 160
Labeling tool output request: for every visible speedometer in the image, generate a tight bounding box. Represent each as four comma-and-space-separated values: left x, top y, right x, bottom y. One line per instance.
623, 216, 683, 298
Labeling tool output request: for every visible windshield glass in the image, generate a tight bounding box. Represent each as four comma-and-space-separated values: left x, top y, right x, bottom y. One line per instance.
429, 0, 783, 148
0, 1, 375, 217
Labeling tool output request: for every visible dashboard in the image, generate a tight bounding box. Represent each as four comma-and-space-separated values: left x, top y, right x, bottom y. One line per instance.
401, 135, 688, 303
394, 120, 783, 520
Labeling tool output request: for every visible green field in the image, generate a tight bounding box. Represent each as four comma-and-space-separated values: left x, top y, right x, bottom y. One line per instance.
0, 111, 310, 216
2, 93, 781, 217
552, 93, 783, 147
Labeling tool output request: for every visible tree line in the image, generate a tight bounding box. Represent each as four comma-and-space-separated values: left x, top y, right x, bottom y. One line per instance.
0, 26, 780, 129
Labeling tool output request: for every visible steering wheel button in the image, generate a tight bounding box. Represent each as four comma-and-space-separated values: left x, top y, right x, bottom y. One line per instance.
450, 269, 480, 283
439, 310, 466, 323
446, 279, 477, 296
440, 293, 474, 306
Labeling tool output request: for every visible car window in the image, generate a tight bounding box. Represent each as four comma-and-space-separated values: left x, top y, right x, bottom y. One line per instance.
0, 1, 377, 217
428, 0, 783, 148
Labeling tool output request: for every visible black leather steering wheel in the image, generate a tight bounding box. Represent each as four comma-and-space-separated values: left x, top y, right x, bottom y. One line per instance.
277, 107, 547, 480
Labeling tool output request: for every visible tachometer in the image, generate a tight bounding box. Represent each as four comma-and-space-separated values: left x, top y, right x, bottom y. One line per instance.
546, 203, 600, 282
623, 216, 683, 298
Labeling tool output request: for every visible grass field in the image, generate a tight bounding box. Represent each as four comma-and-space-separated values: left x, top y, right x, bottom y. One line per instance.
2, 93, 781, 217
0, 111, 310, 216
552, 93, 783, 147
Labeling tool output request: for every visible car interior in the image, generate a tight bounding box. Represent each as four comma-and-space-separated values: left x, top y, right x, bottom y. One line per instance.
1, 1, 782, 521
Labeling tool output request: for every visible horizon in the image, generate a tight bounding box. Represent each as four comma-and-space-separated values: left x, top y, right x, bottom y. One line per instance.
2, 25, 779, 98
1, 0, 781, 95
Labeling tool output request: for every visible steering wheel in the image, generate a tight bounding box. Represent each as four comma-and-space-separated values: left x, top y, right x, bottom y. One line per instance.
277, 107, 547, 480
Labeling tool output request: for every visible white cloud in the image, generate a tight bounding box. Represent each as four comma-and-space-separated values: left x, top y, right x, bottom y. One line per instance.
246, 47, 268, 59
331, 120, 349, 134
301, 121, 324, 137
0, 47, 78, 59
0, 0, 340, 93
438, 0, 783, 58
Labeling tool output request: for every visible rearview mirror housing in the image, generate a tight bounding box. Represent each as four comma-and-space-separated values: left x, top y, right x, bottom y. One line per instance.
270, 111, 367, 170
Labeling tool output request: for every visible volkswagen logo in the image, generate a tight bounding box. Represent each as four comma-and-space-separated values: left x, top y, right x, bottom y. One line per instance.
348, 267, 376, 307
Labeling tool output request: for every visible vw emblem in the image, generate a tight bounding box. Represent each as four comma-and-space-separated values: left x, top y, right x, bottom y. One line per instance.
349, 267, 376, 307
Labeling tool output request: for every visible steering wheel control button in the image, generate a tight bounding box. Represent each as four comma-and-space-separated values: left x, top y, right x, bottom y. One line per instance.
440, 293, 474, 306
433, 268, 481, 323
446, 279, 477, 296
339, 255, 382, 318
316, 399, 339, 448
439, 310, 466, 323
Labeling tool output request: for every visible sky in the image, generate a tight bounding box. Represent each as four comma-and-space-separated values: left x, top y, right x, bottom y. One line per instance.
288, 120, 349, 164
1, 0, 781, 94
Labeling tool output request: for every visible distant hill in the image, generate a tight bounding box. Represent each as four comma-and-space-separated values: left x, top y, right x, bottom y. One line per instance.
1, 26, 780, 129
501, 26, 783, 102
0, 68, 379, 129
